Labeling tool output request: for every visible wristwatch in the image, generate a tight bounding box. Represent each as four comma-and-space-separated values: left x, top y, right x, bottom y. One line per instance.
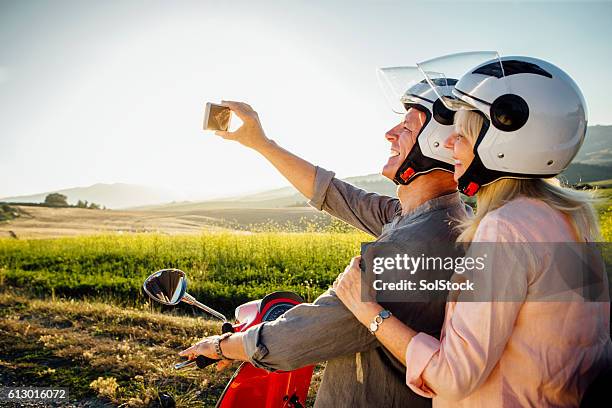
213, 332, 233, 360
369, 310, 392, 334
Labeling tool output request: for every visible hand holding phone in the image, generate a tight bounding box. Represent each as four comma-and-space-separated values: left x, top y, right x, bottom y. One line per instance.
203, 102, 231, 131
203, 101, 269, 150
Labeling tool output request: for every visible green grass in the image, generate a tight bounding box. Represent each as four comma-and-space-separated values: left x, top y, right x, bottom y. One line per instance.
0, 232, 369, 315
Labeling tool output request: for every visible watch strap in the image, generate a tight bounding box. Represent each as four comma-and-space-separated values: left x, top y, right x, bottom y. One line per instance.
214, 332, 233, 360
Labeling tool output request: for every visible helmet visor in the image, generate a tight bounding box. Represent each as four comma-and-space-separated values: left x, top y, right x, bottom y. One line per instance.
377, 66, 430, 114
417, 51, 504, 111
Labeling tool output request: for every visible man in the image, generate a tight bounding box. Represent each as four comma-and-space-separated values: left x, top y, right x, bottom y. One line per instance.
181, 76, 470, 407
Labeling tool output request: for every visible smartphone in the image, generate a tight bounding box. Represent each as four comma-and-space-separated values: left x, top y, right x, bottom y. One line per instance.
203, 102, 231, 131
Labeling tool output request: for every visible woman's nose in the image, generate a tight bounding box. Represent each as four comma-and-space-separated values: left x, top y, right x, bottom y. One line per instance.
443, 133, 456, 150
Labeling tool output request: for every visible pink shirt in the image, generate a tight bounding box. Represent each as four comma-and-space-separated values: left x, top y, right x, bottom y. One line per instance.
405, 197, 612, 407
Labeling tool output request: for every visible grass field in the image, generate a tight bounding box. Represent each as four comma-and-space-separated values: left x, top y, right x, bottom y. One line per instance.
0, 232, 362, 407
0, 192, 611, 407
0, 232, 369, 316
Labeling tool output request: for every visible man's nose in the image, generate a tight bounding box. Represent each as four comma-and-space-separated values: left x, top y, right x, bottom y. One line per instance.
385, 124, 402, 141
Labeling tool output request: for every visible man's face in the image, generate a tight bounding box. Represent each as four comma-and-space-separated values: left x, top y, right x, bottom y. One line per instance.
381, 108, 426, 180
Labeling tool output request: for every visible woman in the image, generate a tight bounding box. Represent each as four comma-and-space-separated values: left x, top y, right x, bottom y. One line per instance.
334, 55, 612, 406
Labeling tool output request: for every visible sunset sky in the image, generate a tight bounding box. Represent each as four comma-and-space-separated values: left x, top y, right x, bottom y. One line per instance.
1, 0, 611, 200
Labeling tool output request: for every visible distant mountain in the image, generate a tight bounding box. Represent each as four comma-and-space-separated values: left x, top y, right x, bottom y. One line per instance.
574, 125, 612, 165
133, 174, 398, 211
0, 183, 183, 209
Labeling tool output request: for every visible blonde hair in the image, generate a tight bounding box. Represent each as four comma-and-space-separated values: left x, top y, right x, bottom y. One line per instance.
454, 110, 601, 243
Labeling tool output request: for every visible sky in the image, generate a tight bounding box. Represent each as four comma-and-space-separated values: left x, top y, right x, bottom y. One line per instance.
1, 0, 611, 199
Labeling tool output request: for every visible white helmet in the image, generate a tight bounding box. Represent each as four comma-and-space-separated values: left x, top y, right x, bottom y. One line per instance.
377, 66, 457, 185
417, 52, 588, 196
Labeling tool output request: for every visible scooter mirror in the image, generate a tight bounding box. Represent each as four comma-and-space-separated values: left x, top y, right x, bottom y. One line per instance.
143, 268, 187, 306
142, 268, 228, 322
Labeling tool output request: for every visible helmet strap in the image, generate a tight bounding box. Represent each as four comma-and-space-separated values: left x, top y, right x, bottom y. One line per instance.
457, 116, 490, 196
392, 104, 452, 186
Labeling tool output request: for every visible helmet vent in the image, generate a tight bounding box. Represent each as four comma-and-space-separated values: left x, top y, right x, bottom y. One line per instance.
420, 78, 458, 86
433, 98, 455, 126
490, 94, 529, 132
473, 60, 553, 79
547, 160, 554, 166
497, 153, 504, 158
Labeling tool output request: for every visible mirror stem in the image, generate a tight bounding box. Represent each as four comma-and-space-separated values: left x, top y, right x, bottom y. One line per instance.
182, 293, 227, 321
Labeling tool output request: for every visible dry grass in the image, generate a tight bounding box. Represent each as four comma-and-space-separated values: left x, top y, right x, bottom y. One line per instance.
0, 292, 323, 407
0, 205, 354, 239
0, 206, 233, 239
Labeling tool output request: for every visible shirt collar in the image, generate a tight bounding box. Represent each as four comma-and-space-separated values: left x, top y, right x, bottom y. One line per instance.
397, 191, 463, 223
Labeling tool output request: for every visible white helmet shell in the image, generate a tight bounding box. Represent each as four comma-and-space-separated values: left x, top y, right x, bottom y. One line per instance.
456, 56, 587, 176
401, 81, 456, 166
417, 53, 588, 195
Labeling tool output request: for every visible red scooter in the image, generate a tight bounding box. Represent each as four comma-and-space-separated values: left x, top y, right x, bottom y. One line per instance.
143, 269, 314, 408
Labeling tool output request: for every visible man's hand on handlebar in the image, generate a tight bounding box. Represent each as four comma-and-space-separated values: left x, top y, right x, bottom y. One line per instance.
214, 101, 271, 150
179, 335, 234, 371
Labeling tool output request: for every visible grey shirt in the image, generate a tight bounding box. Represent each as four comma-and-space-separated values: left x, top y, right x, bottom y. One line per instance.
242, 166, 470, 408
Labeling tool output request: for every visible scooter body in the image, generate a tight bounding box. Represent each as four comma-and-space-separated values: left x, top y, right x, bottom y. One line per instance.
216, 291, 313, 408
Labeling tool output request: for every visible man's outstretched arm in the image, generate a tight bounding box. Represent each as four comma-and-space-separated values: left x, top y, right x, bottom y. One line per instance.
215, 101, 400, 236
218, 289, 380, 372
214, 101, 317, 200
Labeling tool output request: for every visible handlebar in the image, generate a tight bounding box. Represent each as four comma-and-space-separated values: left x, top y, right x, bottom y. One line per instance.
174, 355, 218, 370
196, 355, 217, 369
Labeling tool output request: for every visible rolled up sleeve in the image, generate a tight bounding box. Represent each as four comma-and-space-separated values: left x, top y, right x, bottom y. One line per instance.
307, 166, 336, 211
307, 166, 401, 237
241, 323, 273, 370
405, 332, 440, 397
241, 289, 378, 372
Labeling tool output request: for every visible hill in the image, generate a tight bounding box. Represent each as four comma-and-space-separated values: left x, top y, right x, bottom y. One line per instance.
136, 173, 397, 211
0, 205, 233, 239
0, 183, 184, 210
574, 125, 612, 165
141, 162, 611, 212
561, 163, 612, 185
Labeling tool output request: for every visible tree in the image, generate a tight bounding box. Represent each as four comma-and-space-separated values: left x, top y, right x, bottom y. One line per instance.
76, 200, 88, 208
88, 202, 101, 210
44, 193, 68, 207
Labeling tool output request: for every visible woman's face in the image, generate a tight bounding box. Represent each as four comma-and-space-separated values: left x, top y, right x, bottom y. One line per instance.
444, 130, 475, 182
381, 108, 425, 180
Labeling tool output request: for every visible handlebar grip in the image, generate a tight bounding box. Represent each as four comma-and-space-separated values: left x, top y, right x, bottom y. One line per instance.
196, 355, 217, 369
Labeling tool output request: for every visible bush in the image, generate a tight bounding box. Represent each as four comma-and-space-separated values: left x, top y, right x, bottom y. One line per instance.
44, 193, 68, 207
